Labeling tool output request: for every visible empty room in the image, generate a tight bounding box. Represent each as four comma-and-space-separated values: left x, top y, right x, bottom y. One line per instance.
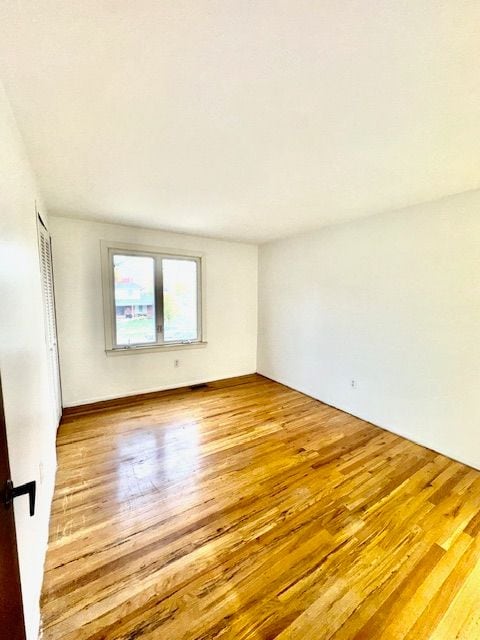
1, 2, 480, 639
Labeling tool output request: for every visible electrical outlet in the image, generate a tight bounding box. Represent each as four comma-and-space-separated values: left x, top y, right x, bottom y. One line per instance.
351, 379, 356, 389
174, 359, 180, 368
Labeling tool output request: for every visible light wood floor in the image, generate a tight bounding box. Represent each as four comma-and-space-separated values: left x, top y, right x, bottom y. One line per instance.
41, 374, 480, 639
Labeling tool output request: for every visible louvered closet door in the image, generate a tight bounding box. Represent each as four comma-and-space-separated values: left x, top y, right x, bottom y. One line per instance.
38, 220, 62, 423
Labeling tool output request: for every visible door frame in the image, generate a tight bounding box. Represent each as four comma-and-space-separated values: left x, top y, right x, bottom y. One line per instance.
0, 373, 27, 640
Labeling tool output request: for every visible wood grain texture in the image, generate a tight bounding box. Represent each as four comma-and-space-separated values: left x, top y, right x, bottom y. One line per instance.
61, 375, 259, 419
40, 374, 480, 639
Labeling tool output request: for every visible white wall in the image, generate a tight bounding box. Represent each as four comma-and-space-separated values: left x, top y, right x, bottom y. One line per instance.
49, 216, 258, 407
0, 82, 58, 639
258, 190, 480, 470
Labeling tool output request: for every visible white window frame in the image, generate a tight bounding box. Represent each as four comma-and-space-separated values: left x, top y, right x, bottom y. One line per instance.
101, 241, 207, 355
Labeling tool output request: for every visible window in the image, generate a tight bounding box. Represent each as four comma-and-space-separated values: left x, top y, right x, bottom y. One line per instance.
102, 242, 204, 352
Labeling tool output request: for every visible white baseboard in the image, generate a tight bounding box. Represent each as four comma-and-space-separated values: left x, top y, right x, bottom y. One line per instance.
62, 371, 257, 408
259, 369, 480, 472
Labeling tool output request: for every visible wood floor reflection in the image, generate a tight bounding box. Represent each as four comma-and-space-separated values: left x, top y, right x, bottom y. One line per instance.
41, 374, 480, 639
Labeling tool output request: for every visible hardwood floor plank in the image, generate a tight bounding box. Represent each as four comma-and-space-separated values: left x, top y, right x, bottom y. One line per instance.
40, 374, 480, 639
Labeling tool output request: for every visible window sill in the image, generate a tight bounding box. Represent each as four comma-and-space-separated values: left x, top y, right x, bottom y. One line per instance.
106, 341, 208, 356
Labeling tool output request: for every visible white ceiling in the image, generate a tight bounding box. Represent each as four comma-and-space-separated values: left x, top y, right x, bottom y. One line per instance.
1, 1, 479, 243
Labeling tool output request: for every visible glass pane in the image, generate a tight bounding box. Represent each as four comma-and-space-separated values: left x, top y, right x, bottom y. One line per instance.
113, 254, 156, 345
163, 259, 198, 342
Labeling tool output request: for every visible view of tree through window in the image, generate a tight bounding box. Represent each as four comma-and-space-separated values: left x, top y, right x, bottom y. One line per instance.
113, 254, 156, 345
163, 258, 198, 342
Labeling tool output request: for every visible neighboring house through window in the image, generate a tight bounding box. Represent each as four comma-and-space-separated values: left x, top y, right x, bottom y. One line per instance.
101, 241, 205, 352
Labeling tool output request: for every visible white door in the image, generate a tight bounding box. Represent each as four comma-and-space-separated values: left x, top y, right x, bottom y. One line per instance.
38, 217, 62, 423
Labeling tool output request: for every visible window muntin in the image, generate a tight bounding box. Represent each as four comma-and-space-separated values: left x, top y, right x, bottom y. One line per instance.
105, 246, 202, 350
